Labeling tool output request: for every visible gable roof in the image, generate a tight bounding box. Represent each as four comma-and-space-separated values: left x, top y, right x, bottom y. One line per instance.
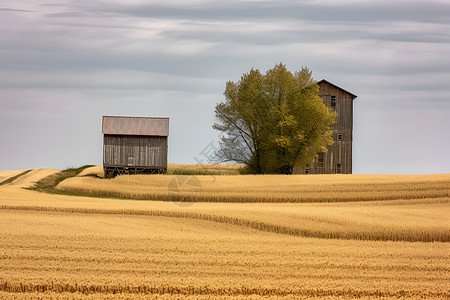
317, 79, 358, 99
102, 116, 169, 136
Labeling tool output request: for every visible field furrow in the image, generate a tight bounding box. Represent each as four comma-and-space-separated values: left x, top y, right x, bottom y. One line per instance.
57, 173, 450, 203
0, 168, 448, 298
0, 202, 447, 242
0, 210, 448, 299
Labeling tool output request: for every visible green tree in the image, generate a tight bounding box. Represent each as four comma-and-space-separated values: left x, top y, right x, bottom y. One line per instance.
213, 63, 336, 174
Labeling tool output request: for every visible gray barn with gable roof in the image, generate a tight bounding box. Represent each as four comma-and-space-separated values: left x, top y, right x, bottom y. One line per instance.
102, 116, 169, 178
294, 80, 357, 174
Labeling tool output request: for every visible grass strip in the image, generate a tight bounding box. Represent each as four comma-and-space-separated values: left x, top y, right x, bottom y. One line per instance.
0, 170, 32, 186
26, 165, 94, 194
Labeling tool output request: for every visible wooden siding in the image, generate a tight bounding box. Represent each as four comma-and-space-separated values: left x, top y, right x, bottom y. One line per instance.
294, 80, 356, 174
318, 83, 354, 131
103, 135, 168, 169
102, 116, 169, 136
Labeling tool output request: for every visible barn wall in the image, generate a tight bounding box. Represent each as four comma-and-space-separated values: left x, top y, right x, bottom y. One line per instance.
103, 135, 168, 169
318, 84, 354, 131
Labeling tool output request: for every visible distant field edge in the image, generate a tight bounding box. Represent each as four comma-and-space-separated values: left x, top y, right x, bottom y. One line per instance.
0, 281, 446, 298
1, 205, 448, 243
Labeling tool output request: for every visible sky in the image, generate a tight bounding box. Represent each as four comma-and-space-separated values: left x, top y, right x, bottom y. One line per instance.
1, 0, 449, 174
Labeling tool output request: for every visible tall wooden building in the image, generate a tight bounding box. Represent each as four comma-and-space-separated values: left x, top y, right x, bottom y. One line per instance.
294, 80, 357, 174
102, 116, 169, 178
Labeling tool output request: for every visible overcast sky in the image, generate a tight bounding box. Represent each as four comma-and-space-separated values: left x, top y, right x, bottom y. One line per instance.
1, 0, 449, 174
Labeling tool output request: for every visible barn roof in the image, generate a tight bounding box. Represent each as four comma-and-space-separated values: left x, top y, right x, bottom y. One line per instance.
102, 116, 169, 136
318, 79, 358, 99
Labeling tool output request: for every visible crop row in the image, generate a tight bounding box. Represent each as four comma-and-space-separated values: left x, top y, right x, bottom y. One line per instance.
1, 205, 447, 243
57, 173, 450, 203
0, 281, 446, 298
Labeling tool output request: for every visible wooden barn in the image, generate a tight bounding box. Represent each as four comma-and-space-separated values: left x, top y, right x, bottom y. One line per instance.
294, 80, 357, 174
102, 116, 169, 178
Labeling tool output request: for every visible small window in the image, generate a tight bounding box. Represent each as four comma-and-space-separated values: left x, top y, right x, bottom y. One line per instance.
337, 134, 343, 141
330, 96, 336, 107
317, 152, 325, 168
337, 163, 342, 174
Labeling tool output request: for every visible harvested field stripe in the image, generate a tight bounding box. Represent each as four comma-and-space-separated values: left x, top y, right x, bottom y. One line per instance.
1, 205, 447, 243
55, 173, 450, 203
0, 280, 445, 298
0, 170, 32, 186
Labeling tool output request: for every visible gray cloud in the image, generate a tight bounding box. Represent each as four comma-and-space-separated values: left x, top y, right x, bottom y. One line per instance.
0, 0, 449, 173
0, 8, 34, 12
79, 1, 450, 24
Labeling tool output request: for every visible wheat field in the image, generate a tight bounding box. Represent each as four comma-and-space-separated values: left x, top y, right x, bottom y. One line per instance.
0, 168, 449, 298
0, 170, 25, 183
60, 168, 450, 203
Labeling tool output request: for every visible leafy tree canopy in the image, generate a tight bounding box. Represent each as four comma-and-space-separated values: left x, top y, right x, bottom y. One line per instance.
213, 63, 336, 174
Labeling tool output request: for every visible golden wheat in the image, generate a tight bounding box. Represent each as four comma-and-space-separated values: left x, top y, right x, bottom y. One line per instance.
167, 163, 243, 175
0, 209, 447, 299
77, 165, 104, 177
58, 172, 450, 203
13, 169, 450, 242
0, 170, 26, 183
0, 168, 449, 298
0, 168, 59, 188
1, 201, 448, 243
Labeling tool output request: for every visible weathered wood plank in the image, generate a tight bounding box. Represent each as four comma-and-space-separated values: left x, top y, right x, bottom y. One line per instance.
103, 135, 168, 169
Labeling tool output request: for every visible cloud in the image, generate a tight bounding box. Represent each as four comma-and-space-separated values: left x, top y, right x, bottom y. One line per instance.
0, 69, 222, 93
0, 8, 34, 12
0, 0, 449, 173
83, 0, 450, 24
